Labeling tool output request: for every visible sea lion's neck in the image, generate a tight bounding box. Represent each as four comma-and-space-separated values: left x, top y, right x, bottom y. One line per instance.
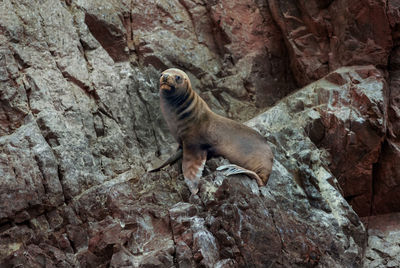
161, 87, 209, 137
161, 88, 192, 109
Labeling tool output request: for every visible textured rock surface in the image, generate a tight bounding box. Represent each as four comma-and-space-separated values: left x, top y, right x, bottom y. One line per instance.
363, 213, 400, 268
0, 0, 400, 267
268, 0, 392, 86
373, 1, 400, 214
261, 65, 387, 217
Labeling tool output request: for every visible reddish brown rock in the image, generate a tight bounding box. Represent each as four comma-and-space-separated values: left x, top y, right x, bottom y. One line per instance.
373, 140, 400, 214
208, 0, 296, 112
268, 0, 392, 86
372, 1, 400, 215
374, 46, 400, 214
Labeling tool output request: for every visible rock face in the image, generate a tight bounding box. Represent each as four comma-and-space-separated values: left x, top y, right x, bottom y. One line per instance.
0, 0, 399, 267
247, 65, 387, 218
363, 213, 400, 268
268, 0, 392, 86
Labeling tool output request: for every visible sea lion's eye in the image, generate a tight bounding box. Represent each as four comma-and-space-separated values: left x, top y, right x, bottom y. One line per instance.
175, 75, 182, 83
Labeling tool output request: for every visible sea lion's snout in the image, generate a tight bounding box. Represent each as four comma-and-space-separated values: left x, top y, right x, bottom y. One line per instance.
160, 73, 173, 91
161, 73, 169, 82
159, 68, 191, 93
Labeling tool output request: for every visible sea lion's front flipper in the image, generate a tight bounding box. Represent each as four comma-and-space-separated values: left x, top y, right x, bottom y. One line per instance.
148, 147, 183, 173
182, 144, 207, 195
217, 164, 264, 186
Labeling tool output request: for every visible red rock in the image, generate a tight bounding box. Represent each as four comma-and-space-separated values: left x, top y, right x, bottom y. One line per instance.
268, 0, 392, 86
373, 140, 400, 214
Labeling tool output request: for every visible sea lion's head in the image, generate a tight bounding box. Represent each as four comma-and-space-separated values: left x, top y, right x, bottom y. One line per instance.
159, 68, 191, 95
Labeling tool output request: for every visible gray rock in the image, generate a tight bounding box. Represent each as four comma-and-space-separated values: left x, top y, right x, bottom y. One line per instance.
0, 117, 64, 222
363, 213, 400, 268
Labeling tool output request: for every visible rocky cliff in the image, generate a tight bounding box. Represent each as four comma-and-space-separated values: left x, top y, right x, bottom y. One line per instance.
0, 0, 399, 267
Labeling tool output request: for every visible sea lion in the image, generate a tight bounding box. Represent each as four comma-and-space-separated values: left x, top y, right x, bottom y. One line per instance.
150, 68, 273, 194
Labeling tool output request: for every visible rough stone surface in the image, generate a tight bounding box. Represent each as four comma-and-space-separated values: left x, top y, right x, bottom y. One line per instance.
268, 0, 392, 86
363, 213, 400, 268
0, 0, 399, 267
259, 65, 387, 217
373, 2, 400, 214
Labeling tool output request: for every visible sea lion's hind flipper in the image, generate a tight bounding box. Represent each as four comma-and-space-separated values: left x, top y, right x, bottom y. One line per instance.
148, 147, 183, 173
217, 164, 264, 186
182, 145, 207, 195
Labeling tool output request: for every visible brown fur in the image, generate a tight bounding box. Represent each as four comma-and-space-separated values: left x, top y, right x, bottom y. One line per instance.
158, 68, 273, 193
